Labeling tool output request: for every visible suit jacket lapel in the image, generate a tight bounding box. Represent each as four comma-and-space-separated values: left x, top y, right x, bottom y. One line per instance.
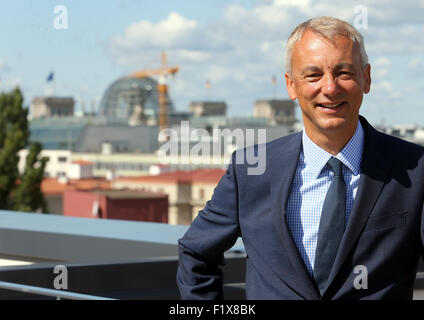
269, 132, 321, 300
323, 116, 392, 298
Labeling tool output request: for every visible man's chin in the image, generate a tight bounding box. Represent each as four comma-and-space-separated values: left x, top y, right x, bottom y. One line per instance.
316, 117, 351, 133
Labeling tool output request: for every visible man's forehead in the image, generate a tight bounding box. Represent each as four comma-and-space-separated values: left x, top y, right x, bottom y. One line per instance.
302, 63, 356, 72
291, 31, 361, 68
295, 29, 354, 51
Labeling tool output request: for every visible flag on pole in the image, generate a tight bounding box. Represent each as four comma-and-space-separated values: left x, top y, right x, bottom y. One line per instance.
46, 71, 54, 82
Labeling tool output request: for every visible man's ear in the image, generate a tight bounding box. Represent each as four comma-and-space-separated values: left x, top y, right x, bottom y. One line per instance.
285, 72, 298, 100
363, 64, 371, 94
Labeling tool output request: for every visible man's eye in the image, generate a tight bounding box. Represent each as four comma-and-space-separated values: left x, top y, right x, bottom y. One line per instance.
305, 73, 321, 82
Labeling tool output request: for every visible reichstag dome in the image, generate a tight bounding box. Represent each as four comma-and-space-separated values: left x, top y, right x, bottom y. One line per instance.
99, 76, 174, 125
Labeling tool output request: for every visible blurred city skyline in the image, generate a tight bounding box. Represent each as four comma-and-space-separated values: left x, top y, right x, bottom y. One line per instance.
0, 0, 423, 125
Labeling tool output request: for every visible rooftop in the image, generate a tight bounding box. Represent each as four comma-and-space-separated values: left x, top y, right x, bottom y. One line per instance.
0, 210, 421, 300
70, 189, 167, 199
115, 168, 226, 184
71, 160, 93, 165
0, 210, 245, 299
0, 210, 244, 264
41, 177, 111, 195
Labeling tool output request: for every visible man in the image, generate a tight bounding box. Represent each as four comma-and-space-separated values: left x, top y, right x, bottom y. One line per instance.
177, 16, 424, 300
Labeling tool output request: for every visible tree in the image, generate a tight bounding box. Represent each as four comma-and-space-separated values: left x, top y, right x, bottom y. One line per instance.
0, 87, 49, 212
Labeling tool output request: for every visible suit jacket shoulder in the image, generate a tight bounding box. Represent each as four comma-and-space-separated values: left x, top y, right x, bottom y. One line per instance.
361, 118, 424, 185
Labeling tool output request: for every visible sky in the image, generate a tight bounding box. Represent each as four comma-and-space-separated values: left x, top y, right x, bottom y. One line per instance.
0, 0, 423, 126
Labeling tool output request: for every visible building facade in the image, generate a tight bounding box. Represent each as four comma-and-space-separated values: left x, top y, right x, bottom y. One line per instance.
253, 99, 296, 127
31, 97, 75, 119
189, 101, 227, 117
63, 189, 168, 223
112, 169, 225, 225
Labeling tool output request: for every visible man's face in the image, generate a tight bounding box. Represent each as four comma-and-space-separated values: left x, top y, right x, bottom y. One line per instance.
285, 30, 371, 139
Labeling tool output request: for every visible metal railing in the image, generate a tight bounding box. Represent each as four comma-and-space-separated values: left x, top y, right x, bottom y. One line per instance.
0, 280, 115, 300
0, 258, 421, 300
0, 255, 247, 299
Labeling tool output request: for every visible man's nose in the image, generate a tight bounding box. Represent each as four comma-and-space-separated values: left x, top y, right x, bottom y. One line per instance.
321, 74, 338, 95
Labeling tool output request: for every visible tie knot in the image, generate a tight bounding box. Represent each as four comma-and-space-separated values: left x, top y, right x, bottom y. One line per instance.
327, 157, 343, 176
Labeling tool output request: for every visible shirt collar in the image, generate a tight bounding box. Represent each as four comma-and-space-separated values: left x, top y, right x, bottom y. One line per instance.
302, 120, 364, 178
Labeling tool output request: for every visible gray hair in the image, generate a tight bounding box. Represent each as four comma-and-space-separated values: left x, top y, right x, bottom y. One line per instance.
285, 16, 368, 75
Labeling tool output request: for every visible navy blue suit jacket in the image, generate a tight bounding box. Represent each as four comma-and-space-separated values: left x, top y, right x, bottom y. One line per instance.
177, 116, 424, 299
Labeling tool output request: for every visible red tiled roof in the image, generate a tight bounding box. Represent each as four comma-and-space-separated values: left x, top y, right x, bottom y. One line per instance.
42, 169, 225, 195
41, 178, 68, 195
42, 178, 111, 195
116, 168, 226, 184
71, 160, 93, 165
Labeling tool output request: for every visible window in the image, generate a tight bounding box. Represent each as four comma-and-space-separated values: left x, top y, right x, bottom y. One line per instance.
58, 156, 67, 163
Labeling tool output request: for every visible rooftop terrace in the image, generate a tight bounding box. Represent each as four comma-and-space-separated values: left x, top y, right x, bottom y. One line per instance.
0, 210, 421, 300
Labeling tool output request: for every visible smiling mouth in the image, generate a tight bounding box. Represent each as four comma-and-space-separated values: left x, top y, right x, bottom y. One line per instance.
316, 102, 347, 109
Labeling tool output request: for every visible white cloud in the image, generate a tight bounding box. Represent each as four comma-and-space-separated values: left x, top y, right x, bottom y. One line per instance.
274, 0, 311, 7
372, 79, 403, 100
104, 0, 424, 122
254, 5, 290, 29
375, 57, 391, 67
224, 4, 249, 23
372, 57, 391, 79
206, 65, 228, 83
177, 50, 211, 62
363, 24, 424, 56
375, 80, 392, 91
112, 13, 198, 49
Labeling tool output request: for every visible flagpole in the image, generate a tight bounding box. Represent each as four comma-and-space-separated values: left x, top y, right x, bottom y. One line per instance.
46, 71, 55, 97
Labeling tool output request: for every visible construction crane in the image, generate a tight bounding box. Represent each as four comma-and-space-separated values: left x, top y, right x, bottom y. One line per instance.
130, 52, 179, 130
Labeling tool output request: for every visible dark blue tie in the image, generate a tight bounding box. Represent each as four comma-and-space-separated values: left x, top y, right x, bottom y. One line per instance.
313, 157, 346, 295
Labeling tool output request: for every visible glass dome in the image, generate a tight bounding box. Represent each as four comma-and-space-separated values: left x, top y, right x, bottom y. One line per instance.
99, 76, 174, 125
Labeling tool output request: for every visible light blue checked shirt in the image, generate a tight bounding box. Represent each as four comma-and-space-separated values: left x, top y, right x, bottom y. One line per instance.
286, 120, 364, 276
